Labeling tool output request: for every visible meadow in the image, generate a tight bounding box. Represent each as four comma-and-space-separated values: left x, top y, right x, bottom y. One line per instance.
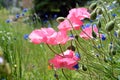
0, 0, 120, 80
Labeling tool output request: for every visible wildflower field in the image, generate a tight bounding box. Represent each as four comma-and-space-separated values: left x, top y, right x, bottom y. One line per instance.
0, 0, 120, 80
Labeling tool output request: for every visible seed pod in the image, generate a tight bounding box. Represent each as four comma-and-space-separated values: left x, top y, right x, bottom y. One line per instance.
89, 3, 97, 11
90, 11, 97, 20
97, 20, 101, 29
105, 20, 115, 32
92, 31, 97, 38
82, 65, 87, 71
96, 8, 102, 15
56, 17, 65, 22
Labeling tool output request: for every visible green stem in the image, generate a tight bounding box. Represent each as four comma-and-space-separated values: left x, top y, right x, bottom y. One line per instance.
62, 69, 69, 80
58, 44, 64, 56
46, 44, 61, 56
65, 18, 78, 35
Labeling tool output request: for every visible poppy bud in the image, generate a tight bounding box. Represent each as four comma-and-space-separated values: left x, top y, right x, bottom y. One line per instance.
104, 57, 108, 63
56, 17, 65, 22
92, 31, 97, 38
90, 11, 97, 20
105, 20, 115, 32
117, 30, 120, 38
96, 8, 102, 15
89, 3, 97, 11
111, 49, 116, 55
67, 45, 75, 51
82, 65, 87, 71
111, 45, 117, 55
75, 35, 79, 40
97, 20, 101, 29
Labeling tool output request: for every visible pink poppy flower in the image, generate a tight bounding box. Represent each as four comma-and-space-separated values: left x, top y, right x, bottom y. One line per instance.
49, 50, 80, 70
29, 28, 56, 44
67, 8, 90, 20
58, 19, 83, 31
47, 30, 71, 45
80, 25, 98, 40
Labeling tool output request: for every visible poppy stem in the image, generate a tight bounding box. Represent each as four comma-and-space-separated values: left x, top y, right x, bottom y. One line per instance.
58, 44, 64, 56
65, 18, 78, 35
46, 44, 61, 56
61, 69, 69, 80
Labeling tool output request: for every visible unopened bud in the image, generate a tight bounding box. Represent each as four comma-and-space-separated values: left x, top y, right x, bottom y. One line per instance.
105, 20, 115, 32
117, 30, 120, 38
96, 8, 102, 15
67, 45, 75, 51
111, 45, 117, 55
82, 65, 87, 71
89, 3, 97, 11
97, 20, 101, 29
90, 11, 97, 20
104, 57, 108, 63
56, 17, 65, 22
111, 49, 116, 55
92, 31, 97, 38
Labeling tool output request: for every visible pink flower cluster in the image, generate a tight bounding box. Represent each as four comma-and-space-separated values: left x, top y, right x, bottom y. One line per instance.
29, 8, 99, 70
58, 8, 90, 31
29, 28, 71, 45
49, 50, 80, 70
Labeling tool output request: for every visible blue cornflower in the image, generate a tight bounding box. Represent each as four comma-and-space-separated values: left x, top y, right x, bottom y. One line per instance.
114, 31, 117, 37
45, 14, 48, 18
6, 19, 10, 23
43, 20, 48, 24
98, 45, 101, 49
107, 5, 114, 11
73, 64, 79, 70
109, 42, 113, 49
82, 23, 91, 29
95, 54, 99, 57
1, 78, 6, 80
112, 13, 117, 17
21, 13, 25, 16
23, 8, 28, 12
118, 10, 120, 12
89, 20, 93, 23
75, 52, 80, 59
96, 15, 102, 20
16, 14, 20, 18
48, 23, 51, 28
23, 34, 29, 40
101, 34, 106, 41
69, 34, 74, 38
52, 14, 57, 19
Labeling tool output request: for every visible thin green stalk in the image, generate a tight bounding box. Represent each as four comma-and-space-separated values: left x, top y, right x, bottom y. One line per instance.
65, 18, 78, 35
58, 44, 64, 56
62, 69, 69, 80
46, 44, 61, 56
